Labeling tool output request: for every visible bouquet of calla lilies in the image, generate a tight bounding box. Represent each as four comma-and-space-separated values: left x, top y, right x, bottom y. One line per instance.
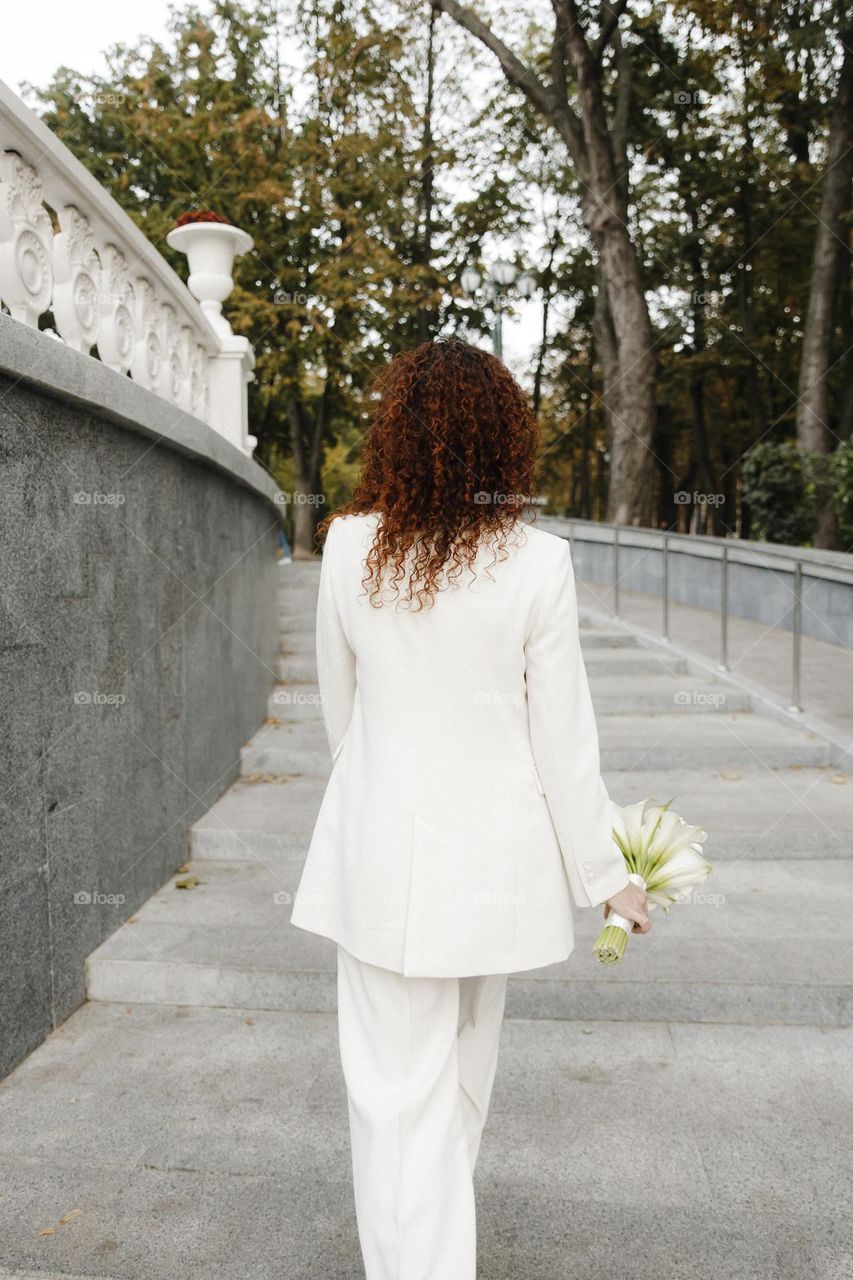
593, 799, 711, 966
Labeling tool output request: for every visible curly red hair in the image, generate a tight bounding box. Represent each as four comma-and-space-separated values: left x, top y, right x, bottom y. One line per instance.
319, 338, 539, 608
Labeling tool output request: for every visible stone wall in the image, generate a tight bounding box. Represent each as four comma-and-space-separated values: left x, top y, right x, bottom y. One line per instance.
0, 317, 280, 1078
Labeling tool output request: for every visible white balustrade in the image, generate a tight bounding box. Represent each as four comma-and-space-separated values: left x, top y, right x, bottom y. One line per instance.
0, 79, 255, 455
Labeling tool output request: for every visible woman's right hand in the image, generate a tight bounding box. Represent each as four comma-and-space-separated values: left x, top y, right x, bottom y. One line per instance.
604, 882, 651, 933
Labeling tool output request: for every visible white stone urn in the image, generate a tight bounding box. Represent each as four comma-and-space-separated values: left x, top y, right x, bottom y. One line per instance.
166, 214, 256, 454
165, 216, 253, 338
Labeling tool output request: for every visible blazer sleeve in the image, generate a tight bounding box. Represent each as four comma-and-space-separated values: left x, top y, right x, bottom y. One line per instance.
316, 519, 357, 759
524, 540, 630, 909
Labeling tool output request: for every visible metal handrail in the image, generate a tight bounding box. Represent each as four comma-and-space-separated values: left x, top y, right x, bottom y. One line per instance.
549, 517, 853, 715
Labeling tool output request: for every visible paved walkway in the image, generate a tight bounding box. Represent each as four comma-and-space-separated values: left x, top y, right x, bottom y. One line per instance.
1, 559, 852, 1279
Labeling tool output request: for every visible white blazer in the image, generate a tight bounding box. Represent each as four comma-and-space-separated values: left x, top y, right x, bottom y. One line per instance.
291, 512, 629, 977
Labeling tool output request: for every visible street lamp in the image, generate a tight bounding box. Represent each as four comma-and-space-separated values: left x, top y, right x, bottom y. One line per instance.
461, 257, 537, 358
460, 266, 483, 295
490, 259, 517, 288
516, 271, 537, 299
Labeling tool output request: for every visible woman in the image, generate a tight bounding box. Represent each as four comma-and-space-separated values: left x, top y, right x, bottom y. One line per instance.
291, 337, 650, 1280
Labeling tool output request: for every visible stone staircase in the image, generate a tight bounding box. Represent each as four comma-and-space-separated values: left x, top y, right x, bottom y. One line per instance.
86, 561, 853, 1027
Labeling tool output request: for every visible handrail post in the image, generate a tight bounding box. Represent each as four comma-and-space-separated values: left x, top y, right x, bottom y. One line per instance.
612, 524, 620, 617
662, 532, 670, 641
718, 543, 729, 671
789, 561, 803, 713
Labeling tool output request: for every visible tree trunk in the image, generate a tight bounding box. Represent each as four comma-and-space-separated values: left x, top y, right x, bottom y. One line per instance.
578, 343, 595, 518
591, 256, 619, 473
416, 6, 438, 342
532, 234, 558, 417
796, 27, 853, 546
287, 396, 326, 559
594, 213, 656, 524
687, 207, 718, 531
736, 163, 768, 443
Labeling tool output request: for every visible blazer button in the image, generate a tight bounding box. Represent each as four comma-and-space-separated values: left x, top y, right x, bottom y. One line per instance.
583, 860, 594, 880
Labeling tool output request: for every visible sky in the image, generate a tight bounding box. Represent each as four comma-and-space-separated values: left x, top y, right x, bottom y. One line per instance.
1, 1, 173, 97
1, 0, 543, 372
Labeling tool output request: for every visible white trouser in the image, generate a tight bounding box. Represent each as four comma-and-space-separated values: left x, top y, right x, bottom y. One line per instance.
336, 945, 509, 1280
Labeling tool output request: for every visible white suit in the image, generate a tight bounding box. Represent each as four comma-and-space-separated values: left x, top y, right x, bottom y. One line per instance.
290, 512, 628, 1280
291, 512, 629, 972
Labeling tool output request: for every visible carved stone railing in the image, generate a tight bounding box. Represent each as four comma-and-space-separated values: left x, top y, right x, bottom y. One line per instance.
0, 79, 256, 454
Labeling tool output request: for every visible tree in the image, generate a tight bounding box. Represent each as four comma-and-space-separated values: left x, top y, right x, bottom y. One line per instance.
33, 1, 441, 555
28, 0, 853, 547
431, 0, 658, 525
796, 20, 853, 547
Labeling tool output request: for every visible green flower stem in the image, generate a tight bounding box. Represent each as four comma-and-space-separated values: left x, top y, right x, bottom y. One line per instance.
592, 924, 629, 966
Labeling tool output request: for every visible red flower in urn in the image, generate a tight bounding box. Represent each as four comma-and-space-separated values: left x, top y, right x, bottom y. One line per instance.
173, 210, 232, 229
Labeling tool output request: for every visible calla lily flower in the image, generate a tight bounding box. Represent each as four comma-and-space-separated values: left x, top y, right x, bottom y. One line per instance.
593, 799, 711, 964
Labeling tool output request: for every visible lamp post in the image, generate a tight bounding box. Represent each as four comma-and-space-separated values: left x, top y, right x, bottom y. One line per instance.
461, 259, 537, 359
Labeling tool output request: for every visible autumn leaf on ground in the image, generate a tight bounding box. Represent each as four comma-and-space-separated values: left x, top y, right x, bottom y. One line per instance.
175, 875, 201, 890
37, 1208, 82, 1237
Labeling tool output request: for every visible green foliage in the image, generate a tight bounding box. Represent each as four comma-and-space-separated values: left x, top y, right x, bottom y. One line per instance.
828, 443, 853, 552
741, 442, 815, 545
24, 0, 853, 548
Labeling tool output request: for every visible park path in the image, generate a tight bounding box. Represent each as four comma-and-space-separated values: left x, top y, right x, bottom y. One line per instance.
1, 556, 852, 1278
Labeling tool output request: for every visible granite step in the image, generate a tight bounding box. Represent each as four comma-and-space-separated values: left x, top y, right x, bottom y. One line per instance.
274, 627, 649, 684
241, 720, 330, 780
189, 765, 853, 862
84, 857, 853, 1026
582, 648, 688, 676
588, 672, 752, 716
240, 712, 831, 776
276, 656, 320, 685
1, 1001, 850, 1277
595, 713, 832, 771
190, 776, 324, 861
266, 684, 755, 723
266, 676, 752, 722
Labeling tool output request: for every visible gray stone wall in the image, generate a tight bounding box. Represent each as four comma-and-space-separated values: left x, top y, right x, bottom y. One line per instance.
0, 320, 280, 1078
